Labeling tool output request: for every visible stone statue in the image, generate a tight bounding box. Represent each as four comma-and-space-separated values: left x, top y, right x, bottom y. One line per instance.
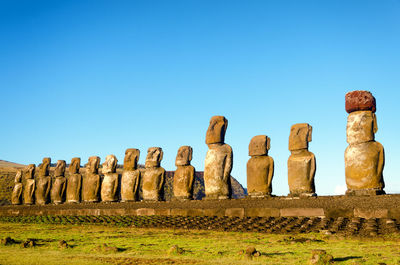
11, 170, 23, 205
51, 160, 67, 204
35, 157, 51, 205
204, 116, 233, 199
247, 135, 274, 198
100, 154, 119, 202
142, 147, 165, 201
82, 156, 101, 202
173, 146, 195, 200
121, 148, 141, 202
345, 90, 385, 195
23, 164, 36, 205
66, 157, 82, 203
288, 123, 316, 197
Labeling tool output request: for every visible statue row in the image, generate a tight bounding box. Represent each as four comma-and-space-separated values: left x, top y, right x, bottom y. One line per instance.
11, 90, 385, 204
11, 146, 195, 205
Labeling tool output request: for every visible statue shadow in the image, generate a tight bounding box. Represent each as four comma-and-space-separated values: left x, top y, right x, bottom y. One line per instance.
262, 251, 294, 257
333, 256, 362, 262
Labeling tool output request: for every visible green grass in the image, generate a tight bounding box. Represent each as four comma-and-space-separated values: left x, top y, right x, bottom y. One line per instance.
0, 222, 399, 264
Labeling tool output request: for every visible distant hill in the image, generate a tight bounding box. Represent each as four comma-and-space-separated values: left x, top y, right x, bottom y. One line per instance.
0, 160, 25, 169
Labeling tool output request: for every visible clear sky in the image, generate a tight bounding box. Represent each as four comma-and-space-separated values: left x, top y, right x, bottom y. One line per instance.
1, 0, 399, 195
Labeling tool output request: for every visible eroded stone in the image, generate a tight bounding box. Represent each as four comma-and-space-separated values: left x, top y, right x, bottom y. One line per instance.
173, 146, 195, 200
142, 147, 165, 201
100, 154, 119, 202
66, 157, 82, 203
121, 148, 140, 202
82, 156, 101, 202
51, 160, 66, 204
11, 170, 23, 205
345, 90, 376, 113
23, 164, 35, 205
35, 157, 51, 205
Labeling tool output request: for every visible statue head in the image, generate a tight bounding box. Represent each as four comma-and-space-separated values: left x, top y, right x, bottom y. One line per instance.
345, 90, 376, 114
145, 147, 163, 168
346, 110, 377, 144
69, 157, 81, 174
249, 135, 270, 156
38, 157, 51, 177
206, 116, 228, 145
15, 170, 22, 183
175, 146, 193, 166
123, 148, 140, 171
54, 160, 66, 177
102, 154, 118, 174
25, 164, 36, 179
86, 156, 100, 174
289, 123, 312, 151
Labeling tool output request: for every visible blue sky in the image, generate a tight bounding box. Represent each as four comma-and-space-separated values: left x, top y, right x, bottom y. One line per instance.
1, 0, 399, 195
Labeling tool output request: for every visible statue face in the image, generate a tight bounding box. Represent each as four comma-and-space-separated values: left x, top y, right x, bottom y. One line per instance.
249, 135, 270, 156
145, 147, 163, 168
347, 111, 377, 144
39, 157, 51, 176
25, 164, 36, 179
124, 148, 140, 170
289, 123, 312, 151
206, 116, 228, 145
69, 157, 80, 174
54, 160, 66, 176
175, 146, 193, 166
102, 154, 117, 174
87, 156, 100, 174
15, 170, 22, 183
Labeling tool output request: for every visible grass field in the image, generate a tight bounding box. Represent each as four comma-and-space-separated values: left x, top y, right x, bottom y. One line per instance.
0, 222, 399, 265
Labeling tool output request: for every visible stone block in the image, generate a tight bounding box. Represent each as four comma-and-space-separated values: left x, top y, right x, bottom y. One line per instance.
354, 208, 388, 219
280, 208, 324, 217
245, 208, 280, 217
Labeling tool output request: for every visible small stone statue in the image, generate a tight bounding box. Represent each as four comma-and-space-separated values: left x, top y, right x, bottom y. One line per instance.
23, 164, 36, 205
35, 157, 52, 205
247, 135, 274, 198
100, 154, 119, 202
51, 160, 67, 204
121, 149, 141, 202
142, 147, 165, 201
82, 156, 101, 202
173, 146, 195, 201
66, 157, 82, 203
204, 116, 233, 199
11, 170, 23, 205
345, 90, 385, 195
288, 123, 316, 197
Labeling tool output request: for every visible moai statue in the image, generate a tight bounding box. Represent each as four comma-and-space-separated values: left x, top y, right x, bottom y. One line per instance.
121, 149, 141, 202
142, 147, 165, 201
66, 157, 82, 203
51, 160, 67, 204
11, 170, 23, 205
288, 123, 316, 197
345, 90, 385, 195
35, 157, 51, 205
204, 116, 233, 199
82, 156, 101, 202
173, 146, 195, 201
23, 164, 36, 205
247, 135, 274, 198
100, 154, 119, 202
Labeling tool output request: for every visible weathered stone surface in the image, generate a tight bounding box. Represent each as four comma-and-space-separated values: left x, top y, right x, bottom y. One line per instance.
11, 170, 23, 205
82, 156, 101, 202
51, 160, 66, 204
121, 148, 140, 202
173, 146, 195, 200
288, 124, 316, 196
247, 135, 274, 198
345, 92, 385, 195
35, 157, 51, 205
345, 90, 376, 113
23, 164, 35, 205
280, 208, 324, 217
143, 147, 165, 201
204, 116, 232, 200
66, 157, 81, 203
100, 155, 119, 202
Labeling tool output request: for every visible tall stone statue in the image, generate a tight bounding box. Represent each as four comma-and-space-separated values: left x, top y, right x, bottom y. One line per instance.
173, 146, 195, 201
23, 164, 36, 205
121, 149, 141, 202
82, 156, 101, 202
100, 154, 119, 202
247, 135, 274, 198
142, 147, 165, 201
288, 123, 316, 197
204, 116, 233, 200
51, 160, 67, 204
345, 90, 385, 195
11, 170, 23, 205
66, 157, 82, 203
35, 157, 51, 205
